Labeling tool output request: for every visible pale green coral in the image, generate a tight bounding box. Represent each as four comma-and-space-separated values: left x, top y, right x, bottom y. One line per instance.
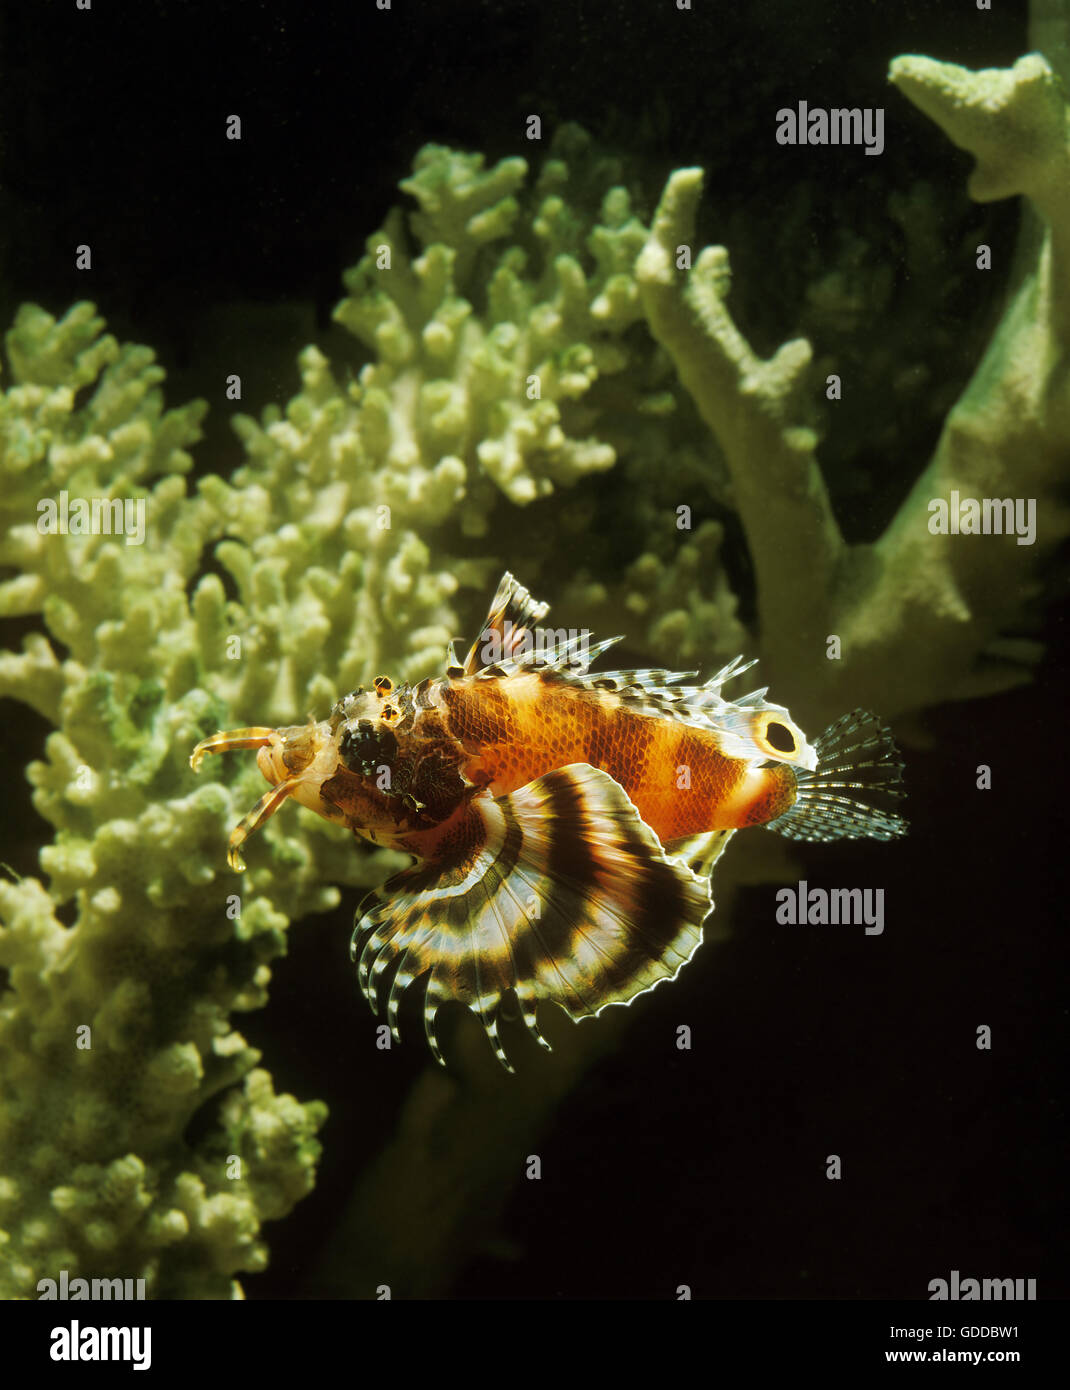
329, 130, 661, 525
0, 304, 339, 1297
564, 518, 748, 670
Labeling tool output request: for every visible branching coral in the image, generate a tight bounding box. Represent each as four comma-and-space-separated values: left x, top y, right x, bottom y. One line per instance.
0, 306, 333, 1296
636, 50, 1070, 723
332, 130, 650, 525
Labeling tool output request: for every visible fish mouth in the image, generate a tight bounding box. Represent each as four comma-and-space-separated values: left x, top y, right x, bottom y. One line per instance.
256, 723, 324, 782
190, 719, 331, 871
256, 738, 289, 784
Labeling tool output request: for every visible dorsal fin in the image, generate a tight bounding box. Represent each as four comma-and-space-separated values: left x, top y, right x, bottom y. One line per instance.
474, 633, 626, 680
461, 572, 551, 675
584, 668, 698, 695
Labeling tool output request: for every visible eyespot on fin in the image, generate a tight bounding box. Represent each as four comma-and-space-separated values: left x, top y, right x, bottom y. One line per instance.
765, 710, 908, 842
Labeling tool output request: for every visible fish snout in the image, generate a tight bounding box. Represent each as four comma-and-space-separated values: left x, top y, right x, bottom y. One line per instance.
256, 723, 324, 784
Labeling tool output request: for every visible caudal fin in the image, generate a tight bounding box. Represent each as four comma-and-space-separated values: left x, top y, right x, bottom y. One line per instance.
765, 710, 907, 843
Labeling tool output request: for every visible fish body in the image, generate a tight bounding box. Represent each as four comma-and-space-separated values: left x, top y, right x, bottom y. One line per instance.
435, 671, 802, 839
191, 573, 906, 1068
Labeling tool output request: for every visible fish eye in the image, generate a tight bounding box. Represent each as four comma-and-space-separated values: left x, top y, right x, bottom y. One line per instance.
765, 720, 796, 754
340, 722, 398, 777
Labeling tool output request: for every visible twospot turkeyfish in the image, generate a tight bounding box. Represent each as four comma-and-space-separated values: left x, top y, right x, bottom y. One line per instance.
191, 572, 906, 1069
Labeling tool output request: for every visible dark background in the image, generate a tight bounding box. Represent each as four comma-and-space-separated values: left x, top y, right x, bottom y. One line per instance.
1, 0, 1065, 1300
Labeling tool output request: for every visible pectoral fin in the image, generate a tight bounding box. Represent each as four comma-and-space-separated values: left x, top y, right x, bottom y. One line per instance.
352, 763, 712, 1070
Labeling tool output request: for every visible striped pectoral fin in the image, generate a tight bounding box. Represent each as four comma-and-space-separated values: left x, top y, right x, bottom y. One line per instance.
351, 763, 713, 1070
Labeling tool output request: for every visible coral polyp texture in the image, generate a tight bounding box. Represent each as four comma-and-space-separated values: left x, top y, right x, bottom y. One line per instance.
1, 43, 1067, 1295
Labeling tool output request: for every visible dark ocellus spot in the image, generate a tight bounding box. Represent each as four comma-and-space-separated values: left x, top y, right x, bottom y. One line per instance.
766, 721, 796, 753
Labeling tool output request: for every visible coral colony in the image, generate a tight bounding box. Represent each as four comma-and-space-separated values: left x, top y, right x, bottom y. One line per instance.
1, 48, 1066, 1295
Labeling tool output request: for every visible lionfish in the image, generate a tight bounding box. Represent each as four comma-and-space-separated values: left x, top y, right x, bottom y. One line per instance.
191, 573, 906, 1069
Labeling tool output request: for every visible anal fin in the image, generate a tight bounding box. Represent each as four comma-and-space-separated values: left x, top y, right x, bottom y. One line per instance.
663, 829, 735, 879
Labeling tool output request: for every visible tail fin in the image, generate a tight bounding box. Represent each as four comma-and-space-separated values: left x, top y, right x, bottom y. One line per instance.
765, 710, 907, 843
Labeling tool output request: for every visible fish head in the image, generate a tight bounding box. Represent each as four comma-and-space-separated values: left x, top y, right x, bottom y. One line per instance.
248, 715, 401, 836
248, 700, 421, 844
320, 677, 459, 838
189, 674, 431, 869
327, 677, 414, 779
254, 719, 330, 784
